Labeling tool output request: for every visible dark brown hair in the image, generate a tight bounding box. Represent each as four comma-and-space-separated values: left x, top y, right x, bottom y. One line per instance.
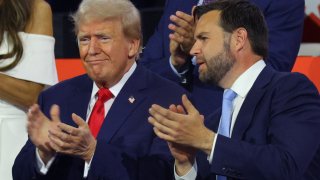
0, 0, 33, 71
194, 0, 268, 59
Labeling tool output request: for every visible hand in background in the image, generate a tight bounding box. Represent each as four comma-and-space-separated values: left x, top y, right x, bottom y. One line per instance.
169, 11, 195, 68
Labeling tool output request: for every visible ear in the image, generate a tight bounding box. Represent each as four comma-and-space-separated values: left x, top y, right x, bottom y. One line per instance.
128, 39, 140, 59
232, 27, 248, 52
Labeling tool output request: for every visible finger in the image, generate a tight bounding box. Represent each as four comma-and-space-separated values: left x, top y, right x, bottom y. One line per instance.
169, 104, 178, 113
153, 127, 175, 142
169, 32, 185, 44
181, 94, 199, 114
170, 15, 191, 30
168, 24, 191, 38
48, 131, 74, 154
169, 36, 180, 46
176, 105, 186, 114
148, 116, 177, 136
48, 136, 61, 153
50, 104, 61, 123
176, 11, 194, 24
28, 104, 45, 121
171, 11, 194, 28
149, 104, 182, 122
57, 123, 79, 136
71, 113, 87, 128
27, 104, 39, 116
49, 128, 73, 143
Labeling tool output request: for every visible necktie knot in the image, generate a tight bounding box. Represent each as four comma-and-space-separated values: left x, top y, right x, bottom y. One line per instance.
97, 88, 113, 103
224, 89, 237, 101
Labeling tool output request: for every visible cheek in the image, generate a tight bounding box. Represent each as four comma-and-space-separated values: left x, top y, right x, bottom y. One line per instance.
79, 47, 89, 59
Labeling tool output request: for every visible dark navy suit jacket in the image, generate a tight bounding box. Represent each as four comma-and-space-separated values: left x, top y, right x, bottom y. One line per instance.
13, 65, 187, 180
196, 66, 320, 180
139, 0, 305, 117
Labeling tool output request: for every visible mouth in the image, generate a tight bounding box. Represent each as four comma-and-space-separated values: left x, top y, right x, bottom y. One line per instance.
85, 59, 107, 65
196, 59, 205, 66
196, 59, 206, 72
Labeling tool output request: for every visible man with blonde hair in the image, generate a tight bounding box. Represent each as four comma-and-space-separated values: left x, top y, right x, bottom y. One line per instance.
13, 0, 186, 179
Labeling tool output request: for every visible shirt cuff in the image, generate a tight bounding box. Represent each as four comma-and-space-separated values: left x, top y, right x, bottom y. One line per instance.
35, 148, 56, 175
174, 159, 198, 180
169, 56, 189, 78
207, 134, 218, 164
83, 153, 94, 178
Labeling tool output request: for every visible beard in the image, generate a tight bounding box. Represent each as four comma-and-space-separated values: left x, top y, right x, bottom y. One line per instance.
199, 39, 235, 85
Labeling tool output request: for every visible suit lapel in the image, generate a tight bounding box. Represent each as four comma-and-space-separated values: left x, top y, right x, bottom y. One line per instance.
231, 66, 275, 139
97, 65, 148, 142
66, 75, 93, 126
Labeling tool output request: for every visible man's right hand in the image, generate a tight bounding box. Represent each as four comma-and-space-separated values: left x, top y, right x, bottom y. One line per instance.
27, 104, 60, 164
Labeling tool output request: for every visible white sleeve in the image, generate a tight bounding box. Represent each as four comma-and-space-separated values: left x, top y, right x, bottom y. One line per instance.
35, 148, 56, 174
174, 159, 198, 180
0, 32, 58, 86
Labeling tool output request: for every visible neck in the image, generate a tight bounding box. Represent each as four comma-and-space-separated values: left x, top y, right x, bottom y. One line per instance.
219, 54, 262, 89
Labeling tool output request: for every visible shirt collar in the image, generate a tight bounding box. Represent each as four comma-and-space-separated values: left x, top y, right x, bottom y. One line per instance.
230, 60, 266, 98
91, 62, 137, 99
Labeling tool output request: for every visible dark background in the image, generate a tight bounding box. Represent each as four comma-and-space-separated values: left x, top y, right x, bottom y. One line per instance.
48, 0, 165, 58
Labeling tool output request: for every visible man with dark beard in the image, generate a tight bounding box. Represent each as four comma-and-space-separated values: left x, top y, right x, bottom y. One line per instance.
148, 0, 320, 179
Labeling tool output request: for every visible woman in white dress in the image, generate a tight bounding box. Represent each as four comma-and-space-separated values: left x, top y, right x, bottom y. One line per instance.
0, 0, 58, 179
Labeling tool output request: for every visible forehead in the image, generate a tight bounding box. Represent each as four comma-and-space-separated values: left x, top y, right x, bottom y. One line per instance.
195, 10, 222, 35
78, 18, 123, 36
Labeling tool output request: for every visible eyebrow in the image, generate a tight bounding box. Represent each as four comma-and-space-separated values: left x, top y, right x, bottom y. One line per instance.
78, 32, 110, 38
195, 32, 210, 39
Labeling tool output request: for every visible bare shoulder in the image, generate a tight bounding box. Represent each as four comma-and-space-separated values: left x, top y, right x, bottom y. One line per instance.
25, 0, 53, 36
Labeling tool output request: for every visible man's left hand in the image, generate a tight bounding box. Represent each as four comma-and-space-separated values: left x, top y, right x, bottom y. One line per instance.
148, 94, 215, 155
48, 113, 97, 163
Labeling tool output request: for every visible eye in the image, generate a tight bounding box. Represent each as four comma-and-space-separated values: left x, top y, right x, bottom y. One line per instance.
199, 36, 208, 42
78, 37, 90, 45
98, 36, 111, 43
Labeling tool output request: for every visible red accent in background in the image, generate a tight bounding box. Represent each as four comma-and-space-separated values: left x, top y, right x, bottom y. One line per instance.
56, 57, 320, 92
55, 59, 85, 81
292, 56, 320, 92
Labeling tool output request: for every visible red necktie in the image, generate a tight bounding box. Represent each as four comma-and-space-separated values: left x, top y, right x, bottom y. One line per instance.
88, 88, 113, 138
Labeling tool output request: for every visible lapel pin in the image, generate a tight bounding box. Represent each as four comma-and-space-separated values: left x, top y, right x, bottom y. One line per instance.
128, 96, 135, 103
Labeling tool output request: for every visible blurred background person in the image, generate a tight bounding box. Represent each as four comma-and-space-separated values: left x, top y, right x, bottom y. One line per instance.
0, 0, 58, 179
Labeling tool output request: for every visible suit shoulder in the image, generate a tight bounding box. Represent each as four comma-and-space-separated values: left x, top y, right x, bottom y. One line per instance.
269, 71, 319, 97
143, 66, 187, 92
42, 74, 90, 94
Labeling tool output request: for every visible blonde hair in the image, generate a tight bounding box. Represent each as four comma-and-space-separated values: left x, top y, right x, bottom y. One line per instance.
71, 0, 142, 54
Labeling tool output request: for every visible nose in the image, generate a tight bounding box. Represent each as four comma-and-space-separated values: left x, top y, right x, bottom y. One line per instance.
88, 38, 101, 55
190, 40, 200, 56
